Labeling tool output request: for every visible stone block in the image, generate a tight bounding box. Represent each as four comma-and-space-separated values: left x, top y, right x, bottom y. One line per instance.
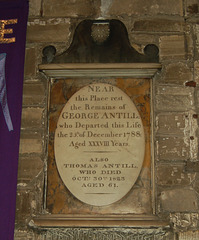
27, 18, 70, 43
17, 156, 43, 185
155, 85, 194, 111
157, 164, 195, 186
156, 136, 190, 161
43, 0, 99, 17
156, 85, 194, 95
29, 0, 42, 16
155, 112, 187, 135
15, 190, 31, 224
109, 0, 183, 16
24, 48, 37, 77
161, 62, 193, 84
19, 132, 43, 154
159, 35, 186, 60
22, 82, 46, 106
21, 107, 44, 129
160, 188, 198, 212
133, 19, 184, 32
156, 95, 194, 111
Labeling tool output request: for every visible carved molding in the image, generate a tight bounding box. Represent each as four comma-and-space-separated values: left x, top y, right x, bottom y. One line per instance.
170, 213, 199, 231
33, 227, 168, 240
91, 22, 110, 44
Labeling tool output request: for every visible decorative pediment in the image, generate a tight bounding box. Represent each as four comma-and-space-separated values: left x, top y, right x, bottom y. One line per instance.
42, 19, 159, 64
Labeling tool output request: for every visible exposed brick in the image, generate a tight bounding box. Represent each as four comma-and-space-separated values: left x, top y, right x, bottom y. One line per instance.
109, 0, 183, 16
24, 48, 37, 77
185, 81, 196, 87
43, 0, 99, 17
156, 136, 190, 161
17, 156, 43, 184
157, 164, 195, 186
161, 62, 193, 84
159, 35, 186, 60
159, 188, 198, 212
21, 107, 44, 129
23, 82, 46, 106
156, 113, 187, 135
19, 132, 43, 154
186, 0, 199, 15
27, 18, 70, 43
133, 19, 184, 32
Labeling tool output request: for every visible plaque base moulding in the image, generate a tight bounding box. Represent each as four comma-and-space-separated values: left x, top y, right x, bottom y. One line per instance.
32, 214, 169, 228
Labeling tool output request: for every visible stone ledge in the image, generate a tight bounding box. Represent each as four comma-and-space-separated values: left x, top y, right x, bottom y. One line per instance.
31, 214, 169, 228
39, 63, 161, 78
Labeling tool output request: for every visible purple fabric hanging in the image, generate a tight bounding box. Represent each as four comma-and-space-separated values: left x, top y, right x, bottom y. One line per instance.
0, 1, 28, 239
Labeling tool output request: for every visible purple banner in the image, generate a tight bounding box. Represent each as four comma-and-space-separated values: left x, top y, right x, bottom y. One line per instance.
0, 1, 28, 239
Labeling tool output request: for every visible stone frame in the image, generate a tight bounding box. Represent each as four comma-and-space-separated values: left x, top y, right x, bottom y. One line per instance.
31, 63, 169, 228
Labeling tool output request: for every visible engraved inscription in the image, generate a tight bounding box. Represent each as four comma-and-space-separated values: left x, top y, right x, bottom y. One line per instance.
54, 83, 145, 206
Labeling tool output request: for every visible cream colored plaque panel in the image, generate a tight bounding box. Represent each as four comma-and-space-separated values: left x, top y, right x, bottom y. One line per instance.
54, 83, 145, 206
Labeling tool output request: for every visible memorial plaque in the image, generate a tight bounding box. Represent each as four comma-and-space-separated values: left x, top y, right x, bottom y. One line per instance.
54, 83, 145, 206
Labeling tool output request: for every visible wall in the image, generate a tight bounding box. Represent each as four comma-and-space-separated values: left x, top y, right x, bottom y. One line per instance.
15, 0, 199, 239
